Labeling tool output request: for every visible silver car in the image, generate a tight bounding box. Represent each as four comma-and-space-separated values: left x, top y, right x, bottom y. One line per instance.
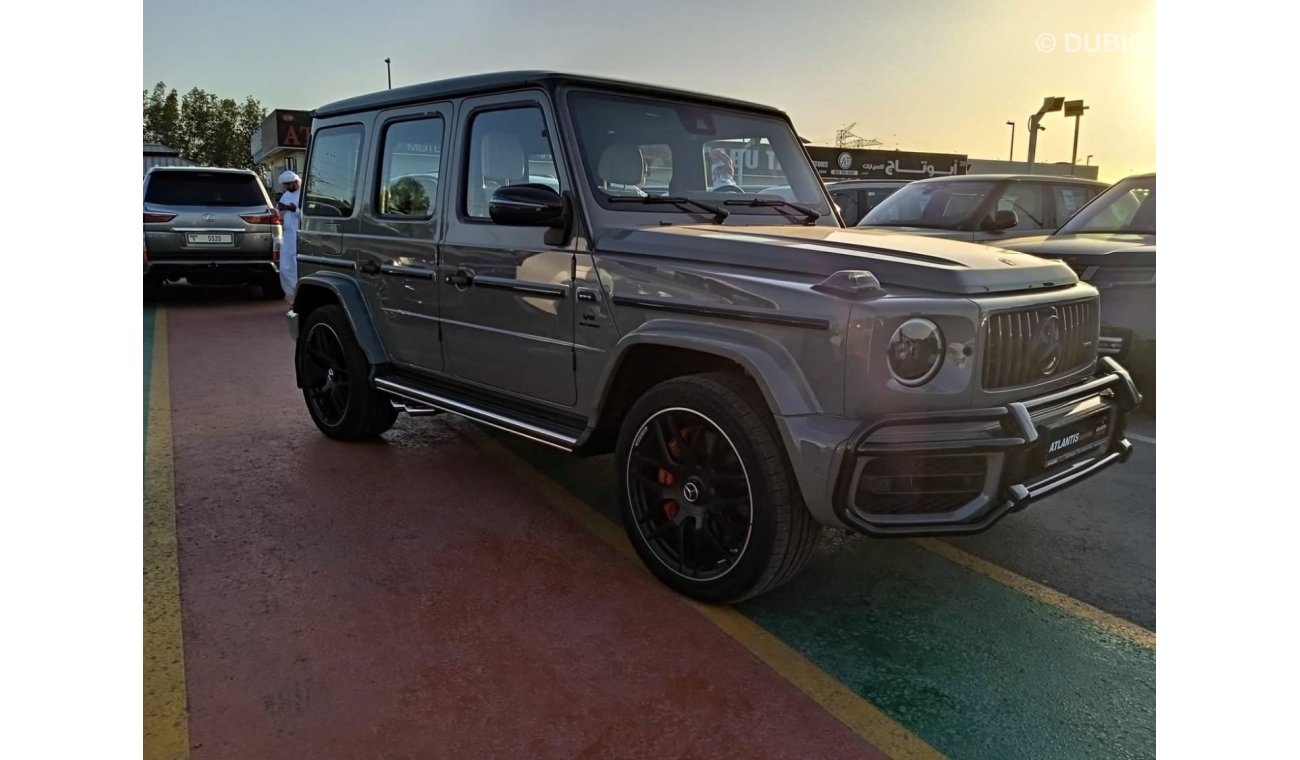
143, 166, 283, 298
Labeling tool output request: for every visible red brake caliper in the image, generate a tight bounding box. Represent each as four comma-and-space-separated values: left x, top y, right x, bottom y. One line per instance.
658, 467, 679, 521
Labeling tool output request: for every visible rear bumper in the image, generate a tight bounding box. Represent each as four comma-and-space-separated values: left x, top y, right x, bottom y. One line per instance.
145, 260, 278, 280
828, 357, 1142, 537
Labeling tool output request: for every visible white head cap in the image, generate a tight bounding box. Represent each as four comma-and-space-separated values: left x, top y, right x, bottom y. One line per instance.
279, 170, 301, 185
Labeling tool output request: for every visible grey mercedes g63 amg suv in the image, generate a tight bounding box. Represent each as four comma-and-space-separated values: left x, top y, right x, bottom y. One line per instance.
286, 71, 1141, 603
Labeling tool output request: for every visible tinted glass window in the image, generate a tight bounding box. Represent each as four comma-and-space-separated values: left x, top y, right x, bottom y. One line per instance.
463, 107, 560, 219
305, 124, 364, 218
830, 190, 862, 225
997, 182, 1046, 228
377, 117, 444, 218
145, 172, 266, 207
1054, 185, 1092, 222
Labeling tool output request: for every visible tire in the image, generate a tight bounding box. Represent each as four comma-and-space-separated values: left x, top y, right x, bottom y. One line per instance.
297, 305, 397, 440
615, 372, 820, 603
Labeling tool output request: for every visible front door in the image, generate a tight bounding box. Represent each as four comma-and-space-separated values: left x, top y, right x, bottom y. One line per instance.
439, 94, 576, 406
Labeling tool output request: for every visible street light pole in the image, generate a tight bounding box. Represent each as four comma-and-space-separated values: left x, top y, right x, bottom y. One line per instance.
385, 57, 391, 89
1026, 96, 1063, 175
1086, 154, 1094, 166
1064, 100, 1089, 175
1006, 121, 1015, 162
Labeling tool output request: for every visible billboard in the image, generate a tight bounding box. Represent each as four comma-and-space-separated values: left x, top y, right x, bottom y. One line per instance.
261, 109, 312, 151
805, 146, 968, 181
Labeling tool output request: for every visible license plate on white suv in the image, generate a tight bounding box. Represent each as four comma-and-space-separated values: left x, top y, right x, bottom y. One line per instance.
186, 233, 233, 245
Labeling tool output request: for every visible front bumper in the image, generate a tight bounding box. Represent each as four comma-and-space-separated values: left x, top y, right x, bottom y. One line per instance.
831, 357, 1142, 537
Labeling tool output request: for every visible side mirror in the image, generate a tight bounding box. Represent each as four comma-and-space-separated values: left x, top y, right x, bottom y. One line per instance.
980, 209, 1019, 231
489, 184, 567, 228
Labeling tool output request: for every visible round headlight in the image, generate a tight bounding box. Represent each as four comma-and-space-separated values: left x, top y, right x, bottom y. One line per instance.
888, 318, 944, 386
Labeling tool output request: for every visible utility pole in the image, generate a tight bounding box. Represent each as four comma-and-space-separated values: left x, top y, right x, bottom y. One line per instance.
385, 58, 392, 89
1064, 100, 1089, 175
1026, 96, 1064, 174
1005, 121, 1015, 161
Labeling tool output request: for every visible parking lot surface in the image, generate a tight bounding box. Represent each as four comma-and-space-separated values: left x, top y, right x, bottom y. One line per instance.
145, 287, 1155, 760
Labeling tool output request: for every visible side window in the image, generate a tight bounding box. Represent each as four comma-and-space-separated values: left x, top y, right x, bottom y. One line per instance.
997, 182, 1046, 228
463, 106, 560, 220
377, 117, 444, 219
1054, 185, 1090, 224
830, 190, 861, 225
304, 125, 364, 218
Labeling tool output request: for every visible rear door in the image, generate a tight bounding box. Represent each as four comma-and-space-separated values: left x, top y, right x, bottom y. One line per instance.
438, 93, 577, 406
353, 105, 450, 372
300, 122, 368, 268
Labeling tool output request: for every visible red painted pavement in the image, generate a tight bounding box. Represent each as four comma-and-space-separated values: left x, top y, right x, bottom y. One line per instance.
165, 295, 884, 759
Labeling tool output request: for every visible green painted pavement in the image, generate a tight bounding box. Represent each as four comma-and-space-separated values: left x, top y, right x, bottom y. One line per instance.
486, 430, 1155, 760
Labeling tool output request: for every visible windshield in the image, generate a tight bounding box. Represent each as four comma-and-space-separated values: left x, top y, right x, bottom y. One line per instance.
858, 180, 994, 229
1057, 175, 1156, 235
568, 91, 833, 223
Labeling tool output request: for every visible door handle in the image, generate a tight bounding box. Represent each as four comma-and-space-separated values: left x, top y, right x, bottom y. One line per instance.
445, 268, 474, 288
358, 261, 380, 275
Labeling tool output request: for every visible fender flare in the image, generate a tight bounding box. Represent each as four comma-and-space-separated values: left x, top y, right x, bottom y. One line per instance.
589, 318, 824, 419
292, 272, 389, 367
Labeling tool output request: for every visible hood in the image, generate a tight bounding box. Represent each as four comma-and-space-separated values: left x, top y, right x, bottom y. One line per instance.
999, 233, 1156, 258
596, 224, 1077, 295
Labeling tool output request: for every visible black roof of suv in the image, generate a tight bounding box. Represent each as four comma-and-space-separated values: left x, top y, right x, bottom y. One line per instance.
314, 70, 785, 119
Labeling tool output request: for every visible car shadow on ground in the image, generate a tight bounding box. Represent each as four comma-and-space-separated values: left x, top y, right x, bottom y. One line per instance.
145, 280, 284, 309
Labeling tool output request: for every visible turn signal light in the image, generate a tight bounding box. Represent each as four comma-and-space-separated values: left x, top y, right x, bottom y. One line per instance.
143, 212, 176, 223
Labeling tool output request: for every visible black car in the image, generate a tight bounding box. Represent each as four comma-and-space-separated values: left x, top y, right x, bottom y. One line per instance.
999, 172, 1156, 403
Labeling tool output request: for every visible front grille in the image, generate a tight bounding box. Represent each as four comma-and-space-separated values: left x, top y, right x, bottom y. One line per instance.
855, 455, 986, 516
981, 300, 1097, 390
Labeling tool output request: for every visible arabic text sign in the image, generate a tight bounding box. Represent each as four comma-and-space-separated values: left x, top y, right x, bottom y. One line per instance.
804, 147, 969, 181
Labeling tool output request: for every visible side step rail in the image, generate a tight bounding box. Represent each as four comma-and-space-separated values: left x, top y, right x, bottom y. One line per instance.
373, 376, 580, 452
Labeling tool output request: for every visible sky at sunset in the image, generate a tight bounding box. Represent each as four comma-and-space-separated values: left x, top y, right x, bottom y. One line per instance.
144, 0, 1155, 182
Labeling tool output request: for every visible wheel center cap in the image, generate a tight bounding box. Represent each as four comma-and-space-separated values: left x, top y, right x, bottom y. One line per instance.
682, 480, 702, 504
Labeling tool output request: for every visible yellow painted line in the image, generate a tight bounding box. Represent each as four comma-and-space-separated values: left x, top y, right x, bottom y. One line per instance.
464, 427, 944, 760
910, 537, 1155, 649
144, 308, 191, 760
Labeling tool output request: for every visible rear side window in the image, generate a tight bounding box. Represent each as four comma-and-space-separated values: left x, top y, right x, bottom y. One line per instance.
1054, 185, 1091, 222
377, 117, 444, 219
305, 124, 365, 218
145, 172, 265, 207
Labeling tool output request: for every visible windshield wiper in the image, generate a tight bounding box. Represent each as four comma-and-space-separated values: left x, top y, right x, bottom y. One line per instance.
723, 197, 820, 225
607, 196, 729, 224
